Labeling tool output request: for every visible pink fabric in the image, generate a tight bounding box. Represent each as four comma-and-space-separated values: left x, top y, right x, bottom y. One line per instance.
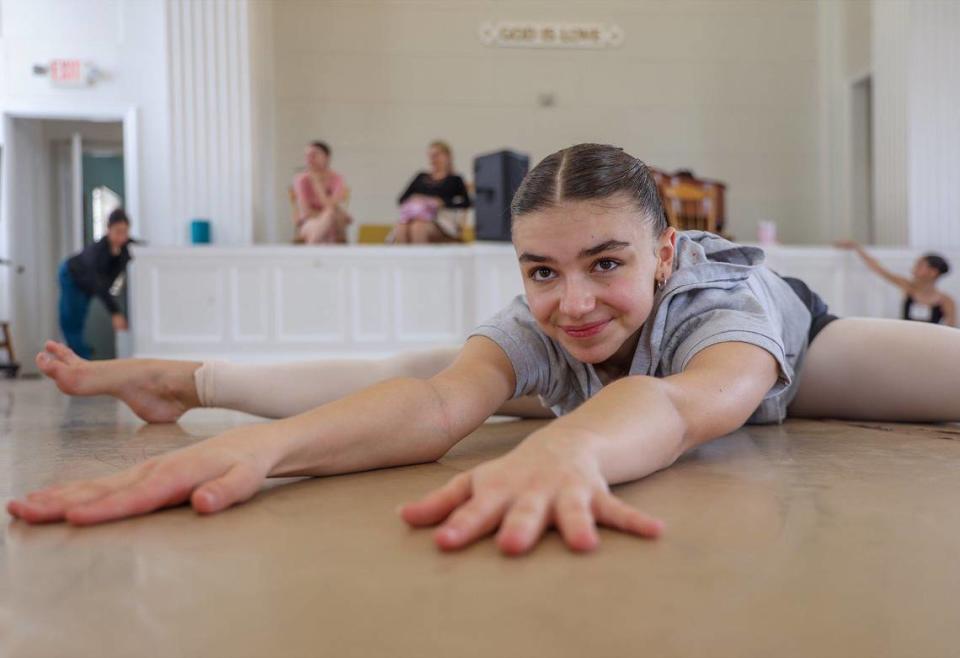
398, 197, 440, 224
294, 170, 345, 221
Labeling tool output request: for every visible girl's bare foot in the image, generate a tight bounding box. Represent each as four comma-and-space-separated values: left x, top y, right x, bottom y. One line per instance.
35, 341, 201, 423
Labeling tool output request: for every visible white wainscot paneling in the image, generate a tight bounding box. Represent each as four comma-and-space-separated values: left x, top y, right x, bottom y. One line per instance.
351, 266, 391, 342
763, 248, 846, 310
394, 260, 464, 342
151, 263, 225, 343
231, 266, 270, 342
274, 262, 347, 342
130, 244, 960, 361
472, 246, 525, 323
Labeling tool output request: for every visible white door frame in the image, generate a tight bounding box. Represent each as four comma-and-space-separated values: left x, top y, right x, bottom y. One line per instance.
0, 104, 138, 372
0, 104, 139, 222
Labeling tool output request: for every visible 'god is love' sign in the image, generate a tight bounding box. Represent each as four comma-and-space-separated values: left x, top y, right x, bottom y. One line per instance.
479, 22, 624, 49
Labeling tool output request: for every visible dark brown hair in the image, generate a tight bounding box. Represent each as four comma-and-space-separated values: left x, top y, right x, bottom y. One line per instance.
310, 141, 331, 156
511, 143, 668, 235
107, 208, 130, 227
923, 253, 950, 277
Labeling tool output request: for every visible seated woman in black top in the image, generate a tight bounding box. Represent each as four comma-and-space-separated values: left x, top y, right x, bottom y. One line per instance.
836, 241, 956, 326
394, 140, 471, 244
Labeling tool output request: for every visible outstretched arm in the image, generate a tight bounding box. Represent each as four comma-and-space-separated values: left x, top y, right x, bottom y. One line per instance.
539, 340, 779, 483
836, 240, 912, 291
8, 337, 515, 525
269, 337, 514, 476
402, 341, 779, 554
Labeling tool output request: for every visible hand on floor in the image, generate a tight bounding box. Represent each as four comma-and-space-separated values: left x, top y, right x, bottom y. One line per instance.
399, 440, 664, 555
7, 429, 273, 525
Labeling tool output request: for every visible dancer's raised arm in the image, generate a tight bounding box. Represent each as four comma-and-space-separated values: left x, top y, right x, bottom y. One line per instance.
836, 240, 912, 291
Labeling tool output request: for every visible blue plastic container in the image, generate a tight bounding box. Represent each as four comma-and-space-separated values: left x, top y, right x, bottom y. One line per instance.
190, 219, 212, 244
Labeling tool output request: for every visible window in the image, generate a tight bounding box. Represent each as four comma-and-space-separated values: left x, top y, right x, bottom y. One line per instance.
91, 186, 122, 241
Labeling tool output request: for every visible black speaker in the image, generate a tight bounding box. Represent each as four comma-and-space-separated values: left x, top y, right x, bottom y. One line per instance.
473, 149, 529, 241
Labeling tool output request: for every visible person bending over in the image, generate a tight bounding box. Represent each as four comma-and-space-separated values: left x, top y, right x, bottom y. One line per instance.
13, 145, 960, 558
57, 208, 133, 359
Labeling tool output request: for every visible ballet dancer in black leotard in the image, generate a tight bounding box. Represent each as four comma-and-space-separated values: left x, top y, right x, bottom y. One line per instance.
836, 241, 955, 327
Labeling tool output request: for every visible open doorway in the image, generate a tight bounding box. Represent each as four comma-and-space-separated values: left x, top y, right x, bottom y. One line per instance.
850, 75, 874, 244
1, 112, 135, 373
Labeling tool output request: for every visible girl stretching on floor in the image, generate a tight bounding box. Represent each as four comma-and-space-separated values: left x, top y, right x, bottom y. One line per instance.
9, 144, 960, 555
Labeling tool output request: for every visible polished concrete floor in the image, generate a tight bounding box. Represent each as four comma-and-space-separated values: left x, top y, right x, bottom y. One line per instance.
1, 378, 959, 658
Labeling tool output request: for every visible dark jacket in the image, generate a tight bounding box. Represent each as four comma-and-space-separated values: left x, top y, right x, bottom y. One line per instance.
66, 237, 132, 314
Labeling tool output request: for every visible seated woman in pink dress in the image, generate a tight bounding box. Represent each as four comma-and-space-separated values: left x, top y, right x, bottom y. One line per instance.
394, 140, 471, 244
293, 141, 352, 244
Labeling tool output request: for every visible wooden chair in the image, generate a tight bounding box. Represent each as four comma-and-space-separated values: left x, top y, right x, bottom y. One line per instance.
434, 208, 471, 243
660, 180, 719, 233
649, 167, 727, 235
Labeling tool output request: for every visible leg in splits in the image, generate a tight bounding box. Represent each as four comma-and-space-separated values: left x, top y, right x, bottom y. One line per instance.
788, 318, 960, 421
35, 341, 554, 423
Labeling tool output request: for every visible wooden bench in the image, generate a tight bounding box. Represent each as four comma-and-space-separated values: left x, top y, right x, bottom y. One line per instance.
356, 224, 476, 244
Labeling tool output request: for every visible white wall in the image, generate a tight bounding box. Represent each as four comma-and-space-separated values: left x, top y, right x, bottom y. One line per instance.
907, 1, 960, 248
166, 0, 255, 246
249, 0, 278, 244
871, 0, 909, 246
0, 0, 171, 244
869, 0, 960, 249
817, 0, 873, 246
843, 0, 872, 78
1, 0, 954, 257
269, 0, 823, 245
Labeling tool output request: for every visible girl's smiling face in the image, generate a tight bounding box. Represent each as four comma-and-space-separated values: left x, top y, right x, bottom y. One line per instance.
512, 195, 676, 367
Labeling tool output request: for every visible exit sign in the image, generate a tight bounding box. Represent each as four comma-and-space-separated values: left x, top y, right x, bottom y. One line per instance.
48, 59, 94, 87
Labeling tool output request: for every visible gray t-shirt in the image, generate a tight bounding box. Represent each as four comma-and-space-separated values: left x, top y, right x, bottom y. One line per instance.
470, 231, 812, 424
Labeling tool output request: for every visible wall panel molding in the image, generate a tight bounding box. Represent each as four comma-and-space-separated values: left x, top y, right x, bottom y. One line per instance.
149, 263, 225, 342
129, 244, 960, 361
351, 266, 391, 343
166, 0, 254, 245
